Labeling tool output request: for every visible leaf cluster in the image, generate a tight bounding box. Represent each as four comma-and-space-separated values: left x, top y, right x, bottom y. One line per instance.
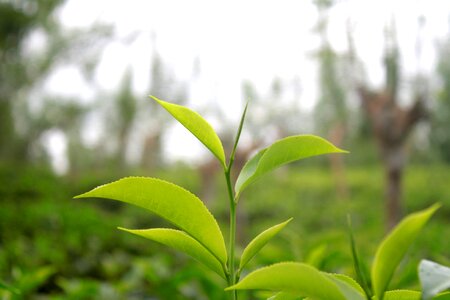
76, 97, 448, 299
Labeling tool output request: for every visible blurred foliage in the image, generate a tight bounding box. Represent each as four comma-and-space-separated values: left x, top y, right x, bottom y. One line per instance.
1, 161, 448, 298
431, 38, 450, 163
0, 0, 449, 299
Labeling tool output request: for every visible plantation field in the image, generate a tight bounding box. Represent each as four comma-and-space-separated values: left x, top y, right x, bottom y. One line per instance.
1, 163, 449, 299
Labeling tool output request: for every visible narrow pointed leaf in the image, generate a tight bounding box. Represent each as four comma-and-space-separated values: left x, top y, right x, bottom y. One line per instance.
371, 204, 440, 300
348, 215, 372, 299
419, 260, 450, 300
226, 262, 347, 300
235, 135, 347, 198
119, 228, 225, 278
239, 218, 292, 271
75, 177, 227, 265
151, 96, 226, 167
229, 102, 248, 167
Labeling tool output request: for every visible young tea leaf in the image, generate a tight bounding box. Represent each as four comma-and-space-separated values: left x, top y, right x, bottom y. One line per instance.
119, 228, 226, 279
225, 262, 347, 300
75, 177, 227, 265
239, 218, 292, 271
325, 274, 366, 300
381, 290, 421, 300
371, 204, 440, 300
151, 96, 226, 167
267, 291, 304, 300
235, 135, 347, 199
419, 259, 450, 300
229, 101, 248, 169
327, 273, 365, 296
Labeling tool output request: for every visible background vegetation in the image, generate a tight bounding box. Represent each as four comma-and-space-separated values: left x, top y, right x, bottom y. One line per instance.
0, 0, 449, 299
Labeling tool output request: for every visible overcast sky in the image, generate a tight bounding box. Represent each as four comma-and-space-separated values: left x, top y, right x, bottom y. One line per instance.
44, 0, 450, 172
53, 0, 449, 108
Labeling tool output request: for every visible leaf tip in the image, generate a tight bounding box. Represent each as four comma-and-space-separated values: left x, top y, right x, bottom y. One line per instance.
224, 285, 237, 291
73, 192, 89, 199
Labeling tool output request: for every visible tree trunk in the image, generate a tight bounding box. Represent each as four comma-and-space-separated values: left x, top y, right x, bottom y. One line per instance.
328, 122, 349, 200
382, 145, 405, 229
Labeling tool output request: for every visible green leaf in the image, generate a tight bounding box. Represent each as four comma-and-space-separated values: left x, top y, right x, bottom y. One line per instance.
419, 260, 450, 300
0, 281, 20, 295
434, 292, 450, 299
235, 135, 347, 198
371, 204, 440, 300
75, 177, 227, 265
239, 218, 292, 271
328, 273, 366, 296
226, 262, 347, 300
229, 102, 248, 168
151, 96, 226, 167
119, 228, 226, 279
348, 215, 372, 299
325, 274, 365, 300
268, 291, 304, 300
378, 290, 421, 300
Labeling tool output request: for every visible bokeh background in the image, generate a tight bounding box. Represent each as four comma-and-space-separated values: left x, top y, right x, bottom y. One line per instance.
1, 0, 449, 299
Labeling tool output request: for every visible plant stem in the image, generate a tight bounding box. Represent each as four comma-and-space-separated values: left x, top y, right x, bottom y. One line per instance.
225, 103, 247, 300
225, 168, 237, 300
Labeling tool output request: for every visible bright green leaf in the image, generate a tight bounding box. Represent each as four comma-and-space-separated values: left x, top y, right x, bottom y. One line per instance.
151, 96, 226, 167
328, 273, 365, 296
239, 218, 292, 271
419, 260, 450, 300
434, 292, 450, 299
235, 135, 347, 198
268, 291, 304, 300
377, 290, 421, 300
226, 262, 346, 300
75, 177, 227, 265
119, 228, 226, 279
371, 204, 440, 300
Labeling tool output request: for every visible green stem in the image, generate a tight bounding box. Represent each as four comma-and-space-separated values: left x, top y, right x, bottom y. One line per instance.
224, 103, 247, 300
225, 168, 237, 300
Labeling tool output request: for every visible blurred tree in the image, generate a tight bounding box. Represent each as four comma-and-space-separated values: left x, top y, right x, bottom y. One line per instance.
430, 36, 450, 163
313, 0, 349, 199
0, 0, 62, 161
141, 34, 188, 171
357, 22, 427, 229
0, 0, 111, 166
111, 69, 137, 168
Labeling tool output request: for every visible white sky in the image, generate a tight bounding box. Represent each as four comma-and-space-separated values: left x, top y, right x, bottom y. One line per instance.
44, 0, 450, 171
54, 0, 449, 106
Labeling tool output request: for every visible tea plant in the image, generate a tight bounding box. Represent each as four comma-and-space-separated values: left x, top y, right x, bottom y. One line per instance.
76, 97, 448, 299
